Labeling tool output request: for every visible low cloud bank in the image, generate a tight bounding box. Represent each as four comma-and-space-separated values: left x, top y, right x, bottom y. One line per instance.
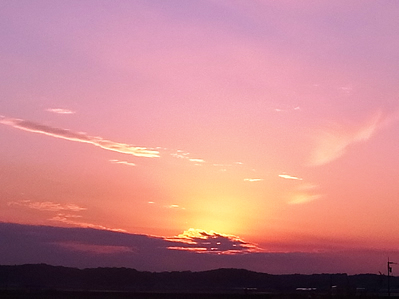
0, 223, 394, 274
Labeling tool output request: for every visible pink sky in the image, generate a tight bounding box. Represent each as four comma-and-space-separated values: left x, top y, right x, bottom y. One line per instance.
1, 0, 399, 274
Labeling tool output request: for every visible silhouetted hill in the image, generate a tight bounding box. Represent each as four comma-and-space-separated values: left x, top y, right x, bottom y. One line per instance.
0, 264, 397, 295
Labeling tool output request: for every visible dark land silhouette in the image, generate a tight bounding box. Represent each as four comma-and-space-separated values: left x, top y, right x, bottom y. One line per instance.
1, 264, 399, 298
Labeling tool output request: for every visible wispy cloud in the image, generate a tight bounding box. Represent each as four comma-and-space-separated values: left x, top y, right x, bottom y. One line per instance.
50, 213, 126, 232
167, 204, 184, 209
170, 150, 190, 159
288, 194, 322, 205
170, 151, 246, 172
338, 86, 353, 95
8, 200, 86, 212
146, 201, 185, 210
309, 112, 383, 166
167, 228, 261, 254
109, 159, 136, 167
46, 108, 75, 115
244, 178, 263, 182
8, 199, 125, 232
0, 116, 160, 158
171, 150, 206, 165
278, 174, 302, 181
287, 184, 322, 205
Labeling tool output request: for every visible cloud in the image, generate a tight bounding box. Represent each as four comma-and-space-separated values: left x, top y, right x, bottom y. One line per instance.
170, 150, 190, 159
8, 200, 86, 212
170, 151, 246, 172
46, 108, 75, 114
0, 116, 159, 158
274, 106, 301, 112
244, 178, 263, 182
170, 150, 207, 165
7, 199, 125, 232
308, 112, 383, 166
109, 159, 136, 167
55, 242, 134, 254
167, 228, 261, 254
287, 184, 322, 205
50, 214, 126, 232
278, 174, 302, 181
189, 158, 205, 163
288, 194, 322, 205
0, 222, 169, 269
338, 86, 353, 95
146, 202, 185, 210
167, 204, 184, 209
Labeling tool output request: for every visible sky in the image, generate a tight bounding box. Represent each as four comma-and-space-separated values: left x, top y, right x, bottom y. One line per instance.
1, 0, 399, 274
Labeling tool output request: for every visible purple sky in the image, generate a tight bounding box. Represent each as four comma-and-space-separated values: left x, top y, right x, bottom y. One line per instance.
1, 0, 399, 274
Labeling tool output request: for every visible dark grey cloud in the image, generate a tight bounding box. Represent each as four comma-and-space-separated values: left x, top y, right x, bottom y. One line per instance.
167, 228, 260, 254
0, 222, 395, 274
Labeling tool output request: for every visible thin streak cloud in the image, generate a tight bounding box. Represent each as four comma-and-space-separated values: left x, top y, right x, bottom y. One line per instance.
189, 158, 205, 163
50, 214, 126, 232
8, 200, 87, 212
170, 150, 207, 165
109, 159, 136, 167
166, 204, 185, 210
0, 116, 160, 158
278, 174, 303, 181
244, 178, 263, 182
56, 242, 134, 254
46, 108, 75, 114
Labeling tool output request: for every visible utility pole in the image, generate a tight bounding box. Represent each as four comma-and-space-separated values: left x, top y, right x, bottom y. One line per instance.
388, 258, 397, 297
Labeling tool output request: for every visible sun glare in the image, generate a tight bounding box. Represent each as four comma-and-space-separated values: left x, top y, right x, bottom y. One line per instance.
185, 196, 257, 237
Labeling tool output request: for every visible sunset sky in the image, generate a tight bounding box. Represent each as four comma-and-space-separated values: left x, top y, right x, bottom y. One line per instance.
1, 0, 399, 274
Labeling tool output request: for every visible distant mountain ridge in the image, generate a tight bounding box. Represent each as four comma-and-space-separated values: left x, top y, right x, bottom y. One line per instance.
0, 264, 396, 294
